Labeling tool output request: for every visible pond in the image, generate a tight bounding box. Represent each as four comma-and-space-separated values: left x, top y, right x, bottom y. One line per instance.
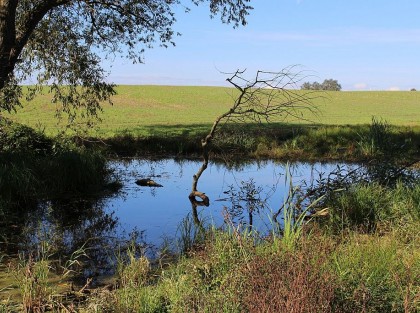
107, 159, 348, 245
8, 159, 355, 281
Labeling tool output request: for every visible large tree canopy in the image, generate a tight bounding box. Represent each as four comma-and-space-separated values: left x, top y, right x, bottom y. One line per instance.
0, 0, 252, 120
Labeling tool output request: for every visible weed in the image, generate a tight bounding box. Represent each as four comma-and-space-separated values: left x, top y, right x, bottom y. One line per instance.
176, 213, 206, 254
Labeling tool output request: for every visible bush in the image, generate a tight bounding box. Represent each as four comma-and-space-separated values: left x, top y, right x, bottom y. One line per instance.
0, 119, 56, 155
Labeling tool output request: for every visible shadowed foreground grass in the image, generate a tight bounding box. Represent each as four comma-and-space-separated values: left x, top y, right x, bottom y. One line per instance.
99, 121, 420, 161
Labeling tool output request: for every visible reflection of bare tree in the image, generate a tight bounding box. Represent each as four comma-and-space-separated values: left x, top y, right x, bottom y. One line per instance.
189, 68, 318, 224
189, 199, 206, 227
223, 179, 270, 229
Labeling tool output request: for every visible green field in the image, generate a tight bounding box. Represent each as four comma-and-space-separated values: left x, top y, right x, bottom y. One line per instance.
4, 86, 420, 137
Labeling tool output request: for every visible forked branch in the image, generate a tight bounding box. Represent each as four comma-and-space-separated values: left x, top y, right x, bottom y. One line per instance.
189, 67, 320, 213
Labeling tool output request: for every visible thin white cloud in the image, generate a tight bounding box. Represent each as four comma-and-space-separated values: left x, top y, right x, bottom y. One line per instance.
354, 83, 368, 90
388, 86, 401, 91
228, 28, 420, 46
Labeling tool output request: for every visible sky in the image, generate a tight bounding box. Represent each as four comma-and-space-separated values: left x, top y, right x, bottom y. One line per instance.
102, 0, 420, 91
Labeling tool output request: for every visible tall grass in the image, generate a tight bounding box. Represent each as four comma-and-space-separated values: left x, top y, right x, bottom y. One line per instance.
5, 238, 88, 312
316, 181, 420, 234
332, 233, 419, 313
278, 164, 326, 250
356, 116, 403, 158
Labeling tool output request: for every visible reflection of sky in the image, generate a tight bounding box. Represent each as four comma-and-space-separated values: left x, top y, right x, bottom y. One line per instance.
105, 159, 349, 247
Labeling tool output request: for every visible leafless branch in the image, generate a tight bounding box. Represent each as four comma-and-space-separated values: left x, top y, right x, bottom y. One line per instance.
189, 67, 322, 217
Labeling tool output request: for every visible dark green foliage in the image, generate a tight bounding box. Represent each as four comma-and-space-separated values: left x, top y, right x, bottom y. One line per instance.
0, 119, 55, 155
0, 120, 115, 209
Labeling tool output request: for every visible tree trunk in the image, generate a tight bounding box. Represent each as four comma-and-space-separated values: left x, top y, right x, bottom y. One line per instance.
0, 0, 17, 90
189, 138, 210, 206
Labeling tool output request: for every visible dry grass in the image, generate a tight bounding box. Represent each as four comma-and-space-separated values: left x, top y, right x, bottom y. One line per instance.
238, 235, 336, 313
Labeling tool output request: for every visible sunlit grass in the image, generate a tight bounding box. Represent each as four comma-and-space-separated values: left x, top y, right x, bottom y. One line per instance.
5, 86, 420, 137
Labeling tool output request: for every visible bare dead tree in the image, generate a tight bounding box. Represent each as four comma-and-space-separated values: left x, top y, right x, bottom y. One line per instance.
189, 67, 320, 213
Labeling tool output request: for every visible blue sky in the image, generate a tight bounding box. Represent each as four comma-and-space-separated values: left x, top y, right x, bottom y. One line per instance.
103, 0, 420, 90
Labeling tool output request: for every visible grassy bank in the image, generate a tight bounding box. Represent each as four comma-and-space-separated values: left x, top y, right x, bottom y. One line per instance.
100, 121, 420, 162
83, 177, 419, 312
2, 177, 417, 312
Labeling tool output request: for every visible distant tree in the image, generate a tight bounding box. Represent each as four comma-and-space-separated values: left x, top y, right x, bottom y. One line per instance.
410, 88, 417, 91
0, 0, 253, 122
301, 82, 313, 90
321, 79, 342, 91
312, 82, 322, 90
301, 78, 342, 91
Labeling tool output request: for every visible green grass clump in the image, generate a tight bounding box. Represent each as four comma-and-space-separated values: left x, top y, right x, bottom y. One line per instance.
332, 233, 419, 313
315, 181, 420, 234
0, 119, 116, 202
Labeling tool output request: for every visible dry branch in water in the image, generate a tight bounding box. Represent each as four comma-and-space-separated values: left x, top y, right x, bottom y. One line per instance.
189, 67, 320, 212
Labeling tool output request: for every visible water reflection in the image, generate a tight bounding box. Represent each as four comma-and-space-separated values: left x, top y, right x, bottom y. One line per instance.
221, 178, 272, 229
107, 159, 347, 246
1, 159, 354, 282
21, 198, 120, 280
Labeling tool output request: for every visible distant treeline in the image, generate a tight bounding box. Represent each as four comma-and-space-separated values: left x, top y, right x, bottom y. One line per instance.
301, 79, 342, 91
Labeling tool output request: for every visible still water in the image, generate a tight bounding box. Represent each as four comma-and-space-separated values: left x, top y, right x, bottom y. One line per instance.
5, 158, 353, 282
105, 159, 347, 246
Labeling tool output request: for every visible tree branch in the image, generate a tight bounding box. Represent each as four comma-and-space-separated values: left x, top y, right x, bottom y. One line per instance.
190, 67, 319, 212
13, 0, 70, 64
